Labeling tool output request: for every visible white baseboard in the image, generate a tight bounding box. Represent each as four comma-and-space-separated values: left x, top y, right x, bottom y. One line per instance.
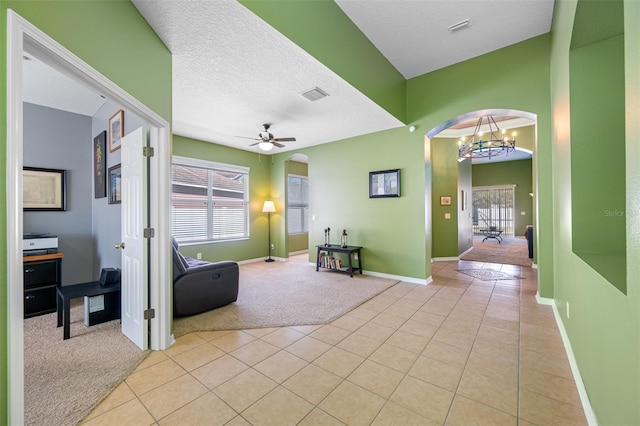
307, 263, 431, 285
459, 246, 474, 257
237, 256, 286, 264
432, 257, 461, 262
536, 295, 598, 425
289, 250, 309, 256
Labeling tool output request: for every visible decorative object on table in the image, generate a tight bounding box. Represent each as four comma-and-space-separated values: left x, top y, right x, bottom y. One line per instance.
23, 167, 67, 211
324, 227, 331, 246
458, 115, 516, 160
440, 195, 451, 206
93, 131, 107, 198
369, 168, 400, 198
341, 229, 348, 248
108, 109, 124, 152
262, 200, 276, 262
107, 164, 122, 204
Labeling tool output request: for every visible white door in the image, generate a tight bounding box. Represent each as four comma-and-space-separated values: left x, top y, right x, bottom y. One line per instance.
119, 127, 148, 349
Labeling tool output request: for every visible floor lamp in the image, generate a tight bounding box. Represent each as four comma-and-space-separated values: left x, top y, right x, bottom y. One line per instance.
263, 200, 276, 262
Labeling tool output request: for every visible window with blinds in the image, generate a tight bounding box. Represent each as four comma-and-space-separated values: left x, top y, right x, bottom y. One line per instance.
287, 175, 309, 234
172, 156, 249, 243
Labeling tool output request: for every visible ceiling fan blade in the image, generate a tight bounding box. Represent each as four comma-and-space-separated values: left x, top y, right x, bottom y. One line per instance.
249, 142, 261, 146
236, 135, 261, 141
272, 142, 285, 148
272, 137, 296, 142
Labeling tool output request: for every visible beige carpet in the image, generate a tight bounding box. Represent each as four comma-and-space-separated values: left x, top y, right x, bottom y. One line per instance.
460, 235, 532, 267
24, 300, 149, 426
173, 254, 400, 337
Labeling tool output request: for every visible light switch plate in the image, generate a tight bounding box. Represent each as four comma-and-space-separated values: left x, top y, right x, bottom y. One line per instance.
445, 213, 451, 219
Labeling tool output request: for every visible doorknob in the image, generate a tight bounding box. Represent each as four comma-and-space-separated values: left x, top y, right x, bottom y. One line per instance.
115, 242, 125, 249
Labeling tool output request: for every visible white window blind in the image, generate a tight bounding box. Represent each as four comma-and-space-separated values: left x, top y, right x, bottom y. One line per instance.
172, 156, 249, 243
287, 174, 309, 234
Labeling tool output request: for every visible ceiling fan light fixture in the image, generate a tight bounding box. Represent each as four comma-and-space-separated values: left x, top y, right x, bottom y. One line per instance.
299, 86, 329, 102
258, 141, 274, 151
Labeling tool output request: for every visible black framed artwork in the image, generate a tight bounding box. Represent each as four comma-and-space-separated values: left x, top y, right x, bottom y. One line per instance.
23, 167, 67, 211
94, 131, 107, 198
369, 169, 400, 198
108, 164, 122, 204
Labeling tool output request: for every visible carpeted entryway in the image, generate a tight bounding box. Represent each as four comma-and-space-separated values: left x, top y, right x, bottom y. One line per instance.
173, 253, 399, 337
24, 300, 149, 426
460, 235, 532, 267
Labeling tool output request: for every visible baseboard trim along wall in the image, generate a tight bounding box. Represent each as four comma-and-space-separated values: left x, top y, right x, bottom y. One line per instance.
536, 294, 598, 426
432, 256, 461, 262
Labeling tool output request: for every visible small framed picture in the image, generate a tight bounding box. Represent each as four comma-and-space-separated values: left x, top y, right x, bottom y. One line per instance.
440, 196, 452, 206
23, 167, 67, 211
108, 109, 124, 152
93, 131, 107, 198
108, 164, 122, 204
369, 169, 400, 198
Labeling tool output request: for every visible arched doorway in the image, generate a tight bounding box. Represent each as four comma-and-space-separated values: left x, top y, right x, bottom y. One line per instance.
425, 109, 537, 264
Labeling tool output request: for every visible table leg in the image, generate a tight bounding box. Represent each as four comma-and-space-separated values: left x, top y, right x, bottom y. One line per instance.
63, 297, 71, 340
56, 289, 63, 327
356, 249, 363, 274
316, 247, 321, 272
347, 253, 354, 278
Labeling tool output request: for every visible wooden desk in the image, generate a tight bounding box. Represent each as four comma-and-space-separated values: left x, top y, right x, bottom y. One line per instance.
316, 244, 363, 278
56, 281, 121, 340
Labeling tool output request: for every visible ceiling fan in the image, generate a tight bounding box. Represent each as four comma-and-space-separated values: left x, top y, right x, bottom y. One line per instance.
239, 123, 296, 151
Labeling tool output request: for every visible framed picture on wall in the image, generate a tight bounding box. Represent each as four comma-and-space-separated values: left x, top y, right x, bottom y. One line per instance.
23, 167, 67, 211
440, 195, 452, 206
94, 131, 107, 198
108, 109, 124, 152
369, 169, 400, 198
108, 164, 122, 204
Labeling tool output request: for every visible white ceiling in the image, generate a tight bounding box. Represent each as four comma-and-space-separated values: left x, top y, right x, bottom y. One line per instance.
24, 0, 553, 157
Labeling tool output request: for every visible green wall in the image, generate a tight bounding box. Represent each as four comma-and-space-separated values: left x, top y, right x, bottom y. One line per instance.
431, 138, 460, 258
550, 0, 640, 423
172, 136, 274, 262
0, 1, 171, 420
407, 35, 553, 296
472, 159, 534, 236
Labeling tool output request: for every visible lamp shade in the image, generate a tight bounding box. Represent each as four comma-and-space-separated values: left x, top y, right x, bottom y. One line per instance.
262, 200, 276, 213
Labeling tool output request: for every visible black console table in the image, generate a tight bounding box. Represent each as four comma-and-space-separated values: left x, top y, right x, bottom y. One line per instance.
316, 244, 363, 278
480, 228, 504, 243
56, 281, 121, 340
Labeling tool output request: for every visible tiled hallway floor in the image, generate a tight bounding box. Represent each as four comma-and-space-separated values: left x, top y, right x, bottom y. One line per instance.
81, 260, 587, 425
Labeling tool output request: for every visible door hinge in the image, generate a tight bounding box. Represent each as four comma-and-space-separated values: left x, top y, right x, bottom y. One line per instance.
143, 308, 155, 320
143, 228, 155, 238
143, 146, 154, 157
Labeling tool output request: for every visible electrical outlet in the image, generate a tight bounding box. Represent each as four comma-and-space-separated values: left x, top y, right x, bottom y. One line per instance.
196, 252, 202, 260
271, 243, 275, 250
566, 301, 570, 319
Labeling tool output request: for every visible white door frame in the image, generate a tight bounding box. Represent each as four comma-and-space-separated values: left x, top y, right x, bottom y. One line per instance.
6, 10, 173, 424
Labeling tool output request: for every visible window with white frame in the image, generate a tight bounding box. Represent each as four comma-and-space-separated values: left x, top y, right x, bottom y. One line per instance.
172, 156, 249, 243
287, 174, 309, 234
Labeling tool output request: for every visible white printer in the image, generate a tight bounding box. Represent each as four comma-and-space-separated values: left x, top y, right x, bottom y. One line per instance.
23, 233, 58, 256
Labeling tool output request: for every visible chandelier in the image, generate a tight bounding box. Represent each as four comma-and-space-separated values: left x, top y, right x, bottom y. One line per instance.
458, 115, 516, 160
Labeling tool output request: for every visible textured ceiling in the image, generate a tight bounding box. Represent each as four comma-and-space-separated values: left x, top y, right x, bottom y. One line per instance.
24, 0, 552, 157
336, 0, 555, 79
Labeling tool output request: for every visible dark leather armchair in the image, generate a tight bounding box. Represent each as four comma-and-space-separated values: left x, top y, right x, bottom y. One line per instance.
172, 237, 239, 317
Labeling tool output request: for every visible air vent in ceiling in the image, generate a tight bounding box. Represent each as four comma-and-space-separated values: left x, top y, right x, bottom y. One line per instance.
299, 86, 329, 102
448, 19, 471, 33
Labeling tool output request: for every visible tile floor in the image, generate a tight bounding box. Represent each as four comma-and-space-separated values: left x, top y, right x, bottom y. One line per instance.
81, 260, 587, 425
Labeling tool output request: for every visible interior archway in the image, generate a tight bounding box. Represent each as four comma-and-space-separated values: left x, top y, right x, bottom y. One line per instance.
425, 108, 537, 264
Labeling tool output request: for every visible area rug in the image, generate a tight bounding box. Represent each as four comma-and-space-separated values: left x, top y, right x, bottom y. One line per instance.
457, 269, 522, 281
460, 235, 532, 267
24, 300, 149, 426
173, 254, 400, 337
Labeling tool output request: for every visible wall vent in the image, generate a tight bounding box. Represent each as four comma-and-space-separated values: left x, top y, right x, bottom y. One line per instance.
299, 87, 329, 102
